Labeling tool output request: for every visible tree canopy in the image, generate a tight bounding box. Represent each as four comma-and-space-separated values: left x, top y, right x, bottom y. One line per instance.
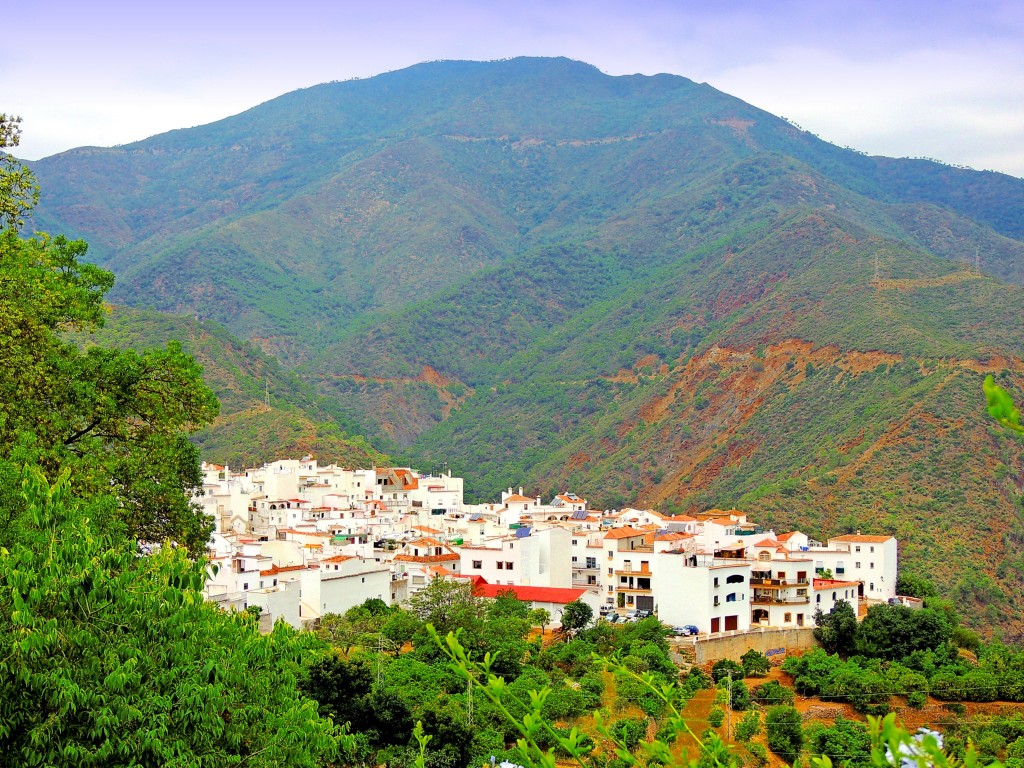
0, 122, 218, 551
0, 468, 339, 766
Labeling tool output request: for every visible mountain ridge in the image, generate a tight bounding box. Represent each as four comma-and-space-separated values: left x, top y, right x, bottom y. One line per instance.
23, 56, 1024, 631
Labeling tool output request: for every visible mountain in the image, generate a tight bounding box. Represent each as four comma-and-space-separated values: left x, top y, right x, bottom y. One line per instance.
26, 57, 1024, 632
73, 307, 386, 469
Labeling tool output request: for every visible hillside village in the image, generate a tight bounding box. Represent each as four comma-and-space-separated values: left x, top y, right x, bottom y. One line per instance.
198, 458, 907, 635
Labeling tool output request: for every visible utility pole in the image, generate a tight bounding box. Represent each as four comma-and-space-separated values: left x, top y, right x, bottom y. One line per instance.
377, 634, 385, 686
727, 673, 733, 741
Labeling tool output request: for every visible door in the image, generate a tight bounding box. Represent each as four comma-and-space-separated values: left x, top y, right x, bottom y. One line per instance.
636, 595, 654, 612
725, 615, 739, 631
711, 617, 721, 633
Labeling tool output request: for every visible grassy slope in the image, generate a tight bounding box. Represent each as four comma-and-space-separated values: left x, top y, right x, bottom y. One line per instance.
77, 307, 387, 468
398, 213, 1024, 634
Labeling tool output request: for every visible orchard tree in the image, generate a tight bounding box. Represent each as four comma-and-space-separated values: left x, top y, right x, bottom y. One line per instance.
765, 706, 804, 762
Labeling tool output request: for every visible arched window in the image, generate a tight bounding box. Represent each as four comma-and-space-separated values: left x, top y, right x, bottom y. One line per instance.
726, 593, 737, 602
758, 552, 771, 561
726, 574, 745, 584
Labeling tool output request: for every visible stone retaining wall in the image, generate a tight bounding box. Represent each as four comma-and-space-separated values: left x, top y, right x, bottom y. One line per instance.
691, 626, 819, 664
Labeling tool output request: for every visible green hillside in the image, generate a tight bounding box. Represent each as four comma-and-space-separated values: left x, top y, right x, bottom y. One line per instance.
26, 57, 1024, 633
74, 307, 386, 469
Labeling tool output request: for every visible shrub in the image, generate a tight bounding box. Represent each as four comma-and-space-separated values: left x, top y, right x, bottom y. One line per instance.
752, 680, 795, 706
736, 710, 762, 741
766, 706, 804, 762
748, 742, 769, 768
711, 659, 745, 684
708, 706, 725, 728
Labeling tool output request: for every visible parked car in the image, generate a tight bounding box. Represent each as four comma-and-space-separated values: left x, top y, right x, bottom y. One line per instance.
671, 625, 700, 636
605, 613, 621, 624
635, 609, 654, 619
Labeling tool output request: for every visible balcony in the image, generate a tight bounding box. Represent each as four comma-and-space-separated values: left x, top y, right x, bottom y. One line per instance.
751, 594, 810, 605
615, 568, 651, 576
749, 578, 809, 588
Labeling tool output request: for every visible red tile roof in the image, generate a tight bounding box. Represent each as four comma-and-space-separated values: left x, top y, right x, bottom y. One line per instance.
473, 584, 587, 604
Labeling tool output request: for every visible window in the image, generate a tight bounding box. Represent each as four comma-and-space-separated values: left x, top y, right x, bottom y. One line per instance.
497, 562, 503, 570
870, 562, 874, 569
361, 577, 365, 583
855, 562, 861, 569
608, 567, 613, 575
784, 612, 792, 623
714, 577, 719, 587
505, 562, 513, 570
586, 557, 596, 569
870, 546, 875, 553
572, 555, 578, 562
243, 582, 249, 591
758, 551, 771, 561
472, 560, 482, 569
855, 546, 861, 552
816, 594, 821, 603
726, 574, 744, 584
572, 539, 578, 546
713, 596, 720, 606
726, 593, 737, 602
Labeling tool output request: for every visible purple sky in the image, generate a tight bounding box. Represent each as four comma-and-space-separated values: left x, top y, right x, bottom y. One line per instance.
5, 0, 1023, 177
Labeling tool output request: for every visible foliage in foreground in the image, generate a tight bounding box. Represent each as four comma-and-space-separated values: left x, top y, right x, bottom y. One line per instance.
0, 468, 340, 766
0, 122, 219, 552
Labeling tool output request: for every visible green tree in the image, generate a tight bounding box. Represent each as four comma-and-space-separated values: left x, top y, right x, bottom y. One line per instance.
560, 599, 593, 635
711, 658, 744, 684
813, 599, 859, 656
0, 114, 38, 228
740, 649, 770, 677
765, 705, 804, 763
0, 468, 339, 765
736, 710, 762, 741
752, 680, 795, 707
856, 604, 952, 660
896, 572, 939, 599
529, 607, 551, 632
806, 716, 871, 768
0, 140, 218, 551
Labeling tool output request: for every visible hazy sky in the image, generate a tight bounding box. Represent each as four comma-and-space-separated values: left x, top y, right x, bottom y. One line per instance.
5, 0, 1023, 177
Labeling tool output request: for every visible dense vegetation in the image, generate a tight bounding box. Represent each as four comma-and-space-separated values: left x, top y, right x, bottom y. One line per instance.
0, 114, 341, 765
